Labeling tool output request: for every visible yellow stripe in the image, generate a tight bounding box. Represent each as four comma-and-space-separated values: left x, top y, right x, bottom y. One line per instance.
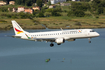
17, 31, 23, 34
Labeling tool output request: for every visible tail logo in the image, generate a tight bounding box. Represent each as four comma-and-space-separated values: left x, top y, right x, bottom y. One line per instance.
15, 28, 23, 34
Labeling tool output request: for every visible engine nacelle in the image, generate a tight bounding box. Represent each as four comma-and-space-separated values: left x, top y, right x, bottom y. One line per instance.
55, 38, 65, 44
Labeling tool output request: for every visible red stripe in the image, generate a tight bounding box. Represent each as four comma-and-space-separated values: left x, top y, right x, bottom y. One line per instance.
15, 28, 22, 32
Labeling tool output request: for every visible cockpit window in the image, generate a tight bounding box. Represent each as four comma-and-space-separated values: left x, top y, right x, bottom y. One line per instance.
90, 30, 95, 32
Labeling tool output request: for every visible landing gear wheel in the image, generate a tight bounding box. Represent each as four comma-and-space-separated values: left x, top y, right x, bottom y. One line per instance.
89, 41, 91, 43
50, 43, 54, 47
88, 38, 91, 43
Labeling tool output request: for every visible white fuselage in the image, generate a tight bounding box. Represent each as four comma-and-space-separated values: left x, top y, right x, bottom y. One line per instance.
21, 29, 99, 41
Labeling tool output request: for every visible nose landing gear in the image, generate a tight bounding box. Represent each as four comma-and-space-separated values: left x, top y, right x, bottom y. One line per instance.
88, 38, 91, 43
89, 41, 91, 43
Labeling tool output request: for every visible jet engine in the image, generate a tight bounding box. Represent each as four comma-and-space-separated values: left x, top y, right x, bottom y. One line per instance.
55, 38, 65, 44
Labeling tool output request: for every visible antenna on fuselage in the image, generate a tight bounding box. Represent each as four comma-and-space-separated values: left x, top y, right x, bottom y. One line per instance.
61, 28, 63, 31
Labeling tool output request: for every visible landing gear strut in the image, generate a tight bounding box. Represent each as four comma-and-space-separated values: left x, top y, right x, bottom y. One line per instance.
88, 38, 91, 43
50, 43, 54, 47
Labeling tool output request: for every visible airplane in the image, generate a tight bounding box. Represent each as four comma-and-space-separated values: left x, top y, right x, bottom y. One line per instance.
11, 20, 100, 47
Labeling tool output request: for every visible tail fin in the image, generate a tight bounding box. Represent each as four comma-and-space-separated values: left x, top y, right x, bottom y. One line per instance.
11, 20, 25, 35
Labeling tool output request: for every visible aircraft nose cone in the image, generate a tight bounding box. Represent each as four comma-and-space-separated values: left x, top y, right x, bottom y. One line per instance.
96, 33, 100, 37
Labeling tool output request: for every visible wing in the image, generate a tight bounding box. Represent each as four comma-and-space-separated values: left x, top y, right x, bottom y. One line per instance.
30, 38, 55, 42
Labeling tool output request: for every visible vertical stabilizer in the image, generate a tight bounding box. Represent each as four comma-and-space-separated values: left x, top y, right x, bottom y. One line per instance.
11, 20, 24, 35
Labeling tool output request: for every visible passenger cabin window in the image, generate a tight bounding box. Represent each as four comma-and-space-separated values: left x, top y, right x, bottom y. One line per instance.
90, 30, 95, 32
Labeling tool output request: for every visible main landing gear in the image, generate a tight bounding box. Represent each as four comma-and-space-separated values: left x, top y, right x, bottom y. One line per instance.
88, 38, 91, 43
50, 43, 62, 47
50, 43, 54, 47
